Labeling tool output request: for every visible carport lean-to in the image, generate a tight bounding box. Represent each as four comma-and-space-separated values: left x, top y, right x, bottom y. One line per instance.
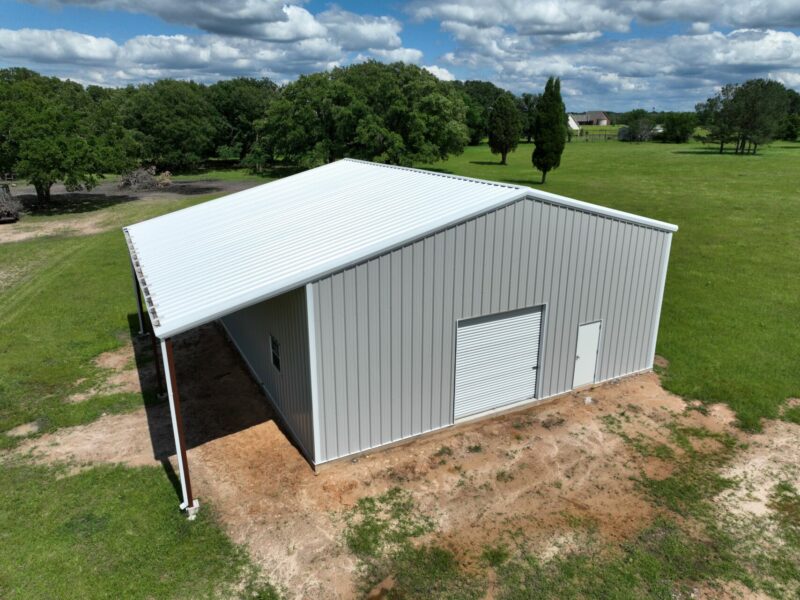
123, 159, 676, 516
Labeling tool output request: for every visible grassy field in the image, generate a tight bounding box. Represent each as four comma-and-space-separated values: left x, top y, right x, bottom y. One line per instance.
0, 193, 279, 599
0, 461, 278, 599
421, 140, 800, 430
575, 124, 622, 135
0, 194, 223, 440
1, 139, 798, 597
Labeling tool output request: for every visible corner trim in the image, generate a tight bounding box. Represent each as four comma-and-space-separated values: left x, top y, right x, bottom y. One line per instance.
305, 283, 322, 465
647, 232, 673, 368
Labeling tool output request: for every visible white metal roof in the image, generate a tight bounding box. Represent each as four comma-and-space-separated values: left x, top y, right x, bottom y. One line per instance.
124, 158, 677, 338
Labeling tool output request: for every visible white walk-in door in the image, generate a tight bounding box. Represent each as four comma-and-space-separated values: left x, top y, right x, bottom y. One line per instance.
573, 321, 601, 388
453, 307, 543, 420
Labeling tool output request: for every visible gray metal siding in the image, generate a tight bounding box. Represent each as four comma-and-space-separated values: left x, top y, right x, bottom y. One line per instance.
220, 287, 314, 460
311, 197, 672, 463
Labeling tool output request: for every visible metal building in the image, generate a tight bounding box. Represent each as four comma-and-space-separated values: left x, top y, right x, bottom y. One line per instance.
124, 159, 677, 512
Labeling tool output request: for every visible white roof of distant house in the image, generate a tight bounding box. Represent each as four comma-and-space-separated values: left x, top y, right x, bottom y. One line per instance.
124, 159, 676, 338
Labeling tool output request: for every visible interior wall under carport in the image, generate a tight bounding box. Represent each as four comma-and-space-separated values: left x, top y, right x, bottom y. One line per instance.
308, 196, 673, 464
219, 286, 315, 463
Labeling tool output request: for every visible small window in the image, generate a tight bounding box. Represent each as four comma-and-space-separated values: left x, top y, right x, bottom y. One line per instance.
270, 335, 281, 372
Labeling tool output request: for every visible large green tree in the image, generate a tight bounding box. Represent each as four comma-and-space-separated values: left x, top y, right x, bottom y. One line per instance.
250, 62, 467, 168
660, 112, 697, 143
122, 79, 221, 171
517, 93, 540, 143
255, 72, 366, 166
531, 77, 566, 184
452, 80, 508, 145
731, 79, 789, 154
618, 108, 655, 142
207, 77, 277, 160
0, 68, 135, 204
696, 79, 792, 154
487, 93, 521, 164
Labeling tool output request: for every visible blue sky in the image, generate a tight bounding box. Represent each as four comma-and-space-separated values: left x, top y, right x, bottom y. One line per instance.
1, 0, 799, 110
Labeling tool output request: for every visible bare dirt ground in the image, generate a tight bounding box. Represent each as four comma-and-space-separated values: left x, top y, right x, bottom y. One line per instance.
0, 178, 259, 244
8, 326, 799, 599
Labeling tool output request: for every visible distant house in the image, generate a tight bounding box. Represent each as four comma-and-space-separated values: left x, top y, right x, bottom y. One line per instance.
567, 114, 581, 131
571, 111, 611, 126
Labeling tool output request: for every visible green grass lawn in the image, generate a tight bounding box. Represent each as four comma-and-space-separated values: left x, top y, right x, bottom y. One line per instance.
0, 194, 222, 439
576, 124, 622, 134
421, 140, 800, 430
0, 461, 278, 600
0, 193, 281, 599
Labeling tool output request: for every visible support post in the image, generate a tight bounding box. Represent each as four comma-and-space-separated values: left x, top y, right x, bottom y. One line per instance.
161, 338, 199, 518
130, 260, 145, 336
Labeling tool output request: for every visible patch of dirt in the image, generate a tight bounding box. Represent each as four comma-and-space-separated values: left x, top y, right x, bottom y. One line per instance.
716, 419, 800, 519
0, 212, 109, 244
10, 324, 749, 599
0, 179, 260, 244
653, 354, 670, 368
13, 410, 168, 467
66, 338, 155, 403
6, 421, 39, 437
694, 580, 774, 600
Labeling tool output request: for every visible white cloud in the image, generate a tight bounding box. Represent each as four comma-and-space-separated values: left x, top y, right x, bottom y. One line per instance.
0, 28, 118, 63
0, 27, 342, 84
771, 70, 800, 88
423, 65, 456, 81
409, 0, 629, 41
626, 0, 800, 29
29, 0, 297, 38
439, 27, 800, 110
6, 1, 800, 108
370, 47, 424, 64
410, 0, 800, 44
1, 1, 426, 84
318, 7, 402, 51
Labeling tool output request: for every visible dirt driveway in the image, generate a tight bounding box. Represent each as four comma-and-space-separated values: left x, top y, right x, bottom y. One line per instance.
0, 178, 260, 244
11, 324, 798, 599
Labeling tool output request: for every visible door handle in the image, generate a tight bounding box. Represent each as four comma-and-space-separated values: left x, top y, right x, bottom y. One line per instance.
576, 355, 580, 360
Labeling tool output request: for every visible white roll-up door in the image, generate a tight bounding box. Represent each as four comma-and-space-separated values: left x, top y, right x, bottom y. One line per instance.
453, 307, 543, 420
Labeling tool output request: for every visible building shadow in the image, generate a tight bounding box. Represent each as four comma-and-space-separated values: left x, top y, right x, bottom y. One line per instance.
159, 182, 222, 196
20, 192, 140, 215
126, 314, 307, 498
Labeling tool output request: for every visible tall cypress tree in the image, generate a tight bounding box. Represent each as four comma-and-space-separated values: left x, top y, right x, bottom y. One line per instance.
532, 77, 567, 184
488, 93, 521, 165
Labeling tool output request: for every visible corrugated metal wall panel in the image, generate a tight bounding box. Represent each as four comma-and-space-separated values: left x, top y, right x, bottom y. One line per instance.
311, 197, 673, 463
220, 287, 314, 460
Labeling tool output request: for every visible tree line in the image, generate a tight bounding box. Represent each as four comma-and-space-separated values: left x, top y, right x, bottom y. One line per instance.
695, 79, 800, 154
1, 63, 797, 203
0, 63, 564, 203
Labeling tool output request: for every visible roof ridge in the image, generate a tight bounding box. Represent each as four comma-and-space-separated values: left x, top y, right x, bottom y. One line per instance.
339, 158, 524, 191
